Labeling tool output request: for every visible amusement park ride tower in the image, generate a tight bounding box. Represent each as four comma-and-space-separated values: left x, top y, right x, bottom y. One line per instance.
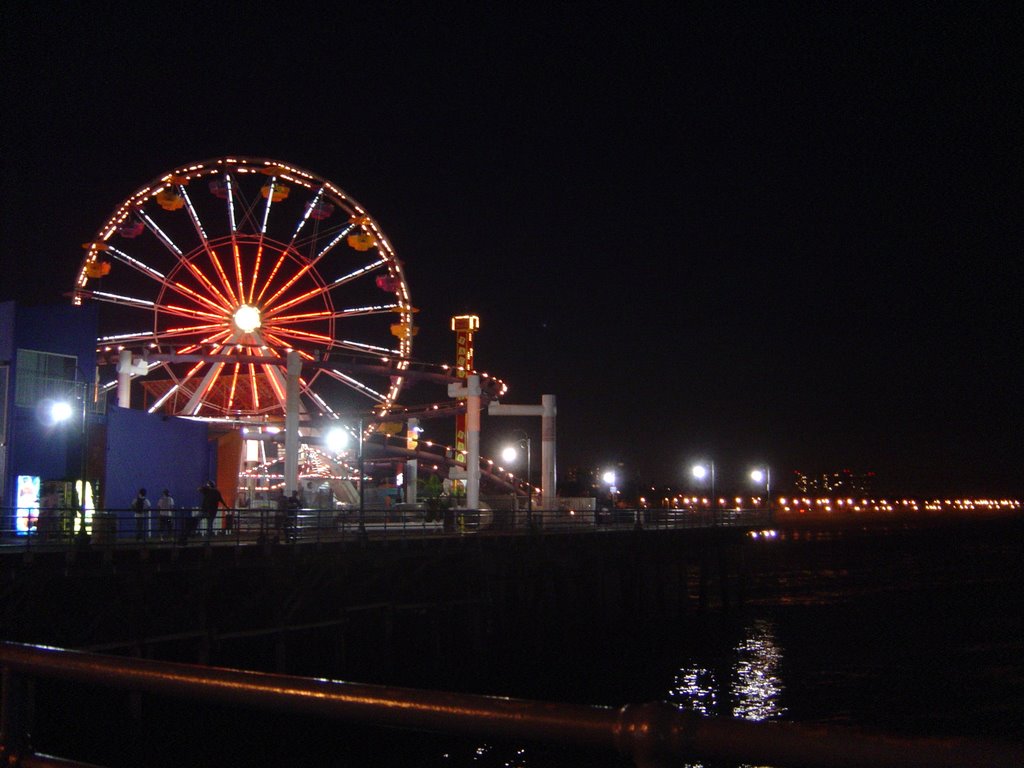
449, 314, 479, 495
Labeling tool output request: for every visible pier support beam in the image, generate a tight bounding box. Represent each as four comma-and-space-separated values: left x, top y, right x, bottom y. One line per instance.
448, 375, 482, 509
488, 395, 557, 510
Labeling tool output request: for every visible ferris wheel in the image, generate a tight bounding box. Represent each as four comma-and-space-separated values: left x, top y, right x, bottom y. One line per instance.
72, 157, 415, 421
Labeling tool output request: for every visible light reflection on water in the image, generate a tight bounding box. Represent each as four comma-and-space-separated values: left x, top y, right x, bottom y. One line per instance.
670, 619, 786, 721
670, 619, 785, 768
732, 620, 786, 721
453, 621, 788, 767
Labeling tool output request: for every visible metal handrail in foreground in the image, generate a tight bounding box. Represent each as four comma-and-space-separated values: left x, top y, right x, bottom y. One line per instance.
1, 642, 1021, 768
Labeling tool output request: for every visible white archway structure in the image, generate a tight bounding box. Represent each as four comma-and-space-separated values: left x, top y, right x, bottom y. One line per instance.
488, 394, 557, 510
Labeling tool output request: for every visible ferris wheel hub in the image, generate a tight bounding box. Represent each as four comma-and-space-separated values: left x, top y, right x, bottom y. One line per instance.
233, 304, 262, 334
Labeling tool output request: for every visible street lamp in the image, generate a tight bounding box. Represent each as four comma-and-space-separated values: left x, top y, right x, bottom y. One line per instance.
49, 385, 91, 540
692, 461, 716, 507
49, 401, 74, 423
750, 467, 771, 520
602, 469, 616, 508
501, 431, 532, 527
325, 425, 349, 454
323, 420, 364, 537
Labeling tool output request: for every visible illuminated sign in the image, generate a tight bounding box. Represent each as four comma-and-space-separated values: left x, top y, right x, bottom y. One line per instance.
451, 316, 480, 468
16, 475, 40, 535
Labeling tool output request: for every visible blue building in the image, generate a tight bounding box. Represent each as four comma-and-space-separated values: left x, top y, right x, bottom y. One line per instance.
1, 301, 213, 538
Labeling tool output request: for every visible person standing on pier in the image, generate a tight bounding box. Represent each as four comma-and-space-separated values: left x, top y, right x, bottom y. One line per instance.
197, 480, 229, 538
132, 488, 151, 541
156, 489, 175, 539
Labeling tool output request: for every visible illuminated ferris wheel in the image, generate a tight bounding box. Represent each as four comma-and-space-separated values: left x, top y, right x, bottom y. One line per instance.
73, 157, 415, 421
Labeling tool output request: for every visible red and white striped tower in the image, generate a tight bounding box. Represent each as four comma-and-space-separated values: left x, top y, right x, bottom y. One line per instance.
450, 315, 479, 494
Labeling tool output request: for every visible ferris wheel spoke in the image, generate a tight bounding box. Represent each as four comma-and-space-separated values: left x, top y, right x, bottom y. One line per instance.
85, 290, 155, 311
289, 187, 326, 243
319, 366, 388, 404
253, 244, 291, 306
224, 174, 274, 298
223, 173, 239, 234
222, 174, 260, 304
99, 322, 223, 346
166, 279, 234, 316
302, 382, 336, 416
98, 330, 160, 345
225, 363, 242, 410
247, 242, 266, 304
203, 245, 239, 306
155, 302, 228, 324
153, 322, 229, 343
231, 241, 247, 306
102, 245, 223, 316
265, 276, 394, 321
183, 360, 227, 415
169, 257, 232, 311
225, 174, 263, 234
337, 303, 402, 318
260, 248, 332, 310
289, 222, 358, 273
173, 182, 237, 306
105, 245, 167, 284
194, 329, 234, 348
248, 329, 291, 412
264, 326, 334, 346
137, 209, 185, 259
260, 176, 283, 235
261, 362, 289, 412
332, 338, 405, 358
147, 355, 213, 413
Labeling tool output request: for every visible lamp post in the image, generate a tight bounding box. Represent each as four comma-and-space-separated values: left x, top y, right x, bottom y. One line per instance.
602, 469, 616, 511
501, 431, 532, 528
750, 467, 771, 521
692, 461, 716, 511
325, 419, 365, 538
49, 374, 92, 542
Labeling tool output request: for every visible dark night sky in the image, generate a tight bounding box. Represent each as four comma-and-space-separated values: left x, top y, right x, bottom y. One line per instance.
1, 4, 1020, 495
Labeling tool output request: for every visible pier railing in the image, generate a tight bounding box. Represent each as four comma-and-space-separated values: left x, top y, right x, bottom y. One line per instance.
0, 505, 770, 552
1, 641, 1020, 768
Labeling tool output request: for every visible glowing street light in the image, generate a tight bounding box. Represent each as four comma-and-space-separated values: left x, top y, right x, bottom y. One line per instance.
602, 469, 617, 511
323, 421, 364, 536
502, 431, 532, 526
751, 467, 771, 519
50, 401, 74, 423
45, 384, 92, 539
692, 461, 716, 505
325, 425, 350, 454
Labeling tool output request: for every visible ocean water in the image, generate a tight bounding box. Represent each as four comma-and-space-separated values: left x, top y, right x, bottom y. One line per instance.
26, 515, 1024, 766
422, 516, 1023, 767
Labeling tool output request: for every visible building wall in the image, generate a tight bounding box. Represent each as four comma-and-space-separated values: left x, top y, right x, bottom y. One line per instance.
104, 405, 212, 524
1, 301, 99, 514
2, 302, 220, 537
